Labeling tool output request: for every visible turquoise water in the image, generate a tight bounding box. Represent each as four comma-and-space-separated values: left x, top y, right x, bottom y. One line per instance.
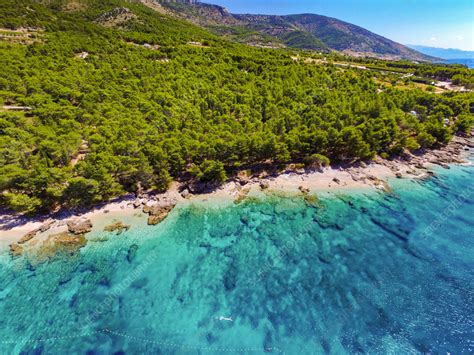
1, 163, 473, 354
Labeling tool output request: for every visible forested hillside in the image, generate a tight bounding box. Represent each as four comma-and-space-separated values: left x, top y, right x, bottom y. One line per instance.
0, 0, 473, 214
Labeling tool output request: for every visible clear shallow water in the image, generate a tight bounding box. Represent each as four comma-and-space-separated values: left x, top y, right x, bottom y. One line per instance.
0, 164, 473, 354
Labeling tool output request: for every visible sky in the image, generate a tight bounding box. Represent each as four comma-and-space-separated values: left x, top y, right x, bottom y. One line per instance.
205, 0, 474, 51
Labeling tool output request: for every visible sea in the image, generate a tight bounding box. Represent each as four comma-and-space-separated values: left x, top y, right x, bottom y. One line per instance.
444, 58, 474, 68
1, 158, 473, 354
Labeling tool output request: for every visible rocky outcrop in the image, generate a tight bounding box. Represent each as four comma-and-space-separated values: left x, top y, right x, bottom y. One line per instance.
18, 230, 37, 245
147, 205, 174, 225
142, 204, 152, 214
234, 187, 251, 204
95, 7, 137, 28
10, 231, 87, 262
35, 232, 87, 263
39, 220, 55, 232
236, 170, 252, 186
67, 219, 93, 235
304, 194, 320, 208
377, 133, 473, 177
143, 200, 176, 225
18, 220, 55, 244
368, 175, 392, 193
9, 243, 23, 257
298, 186, 310, 194
259, 181, 270, 190
133, 199, 143, 209
180, 189, 191, 198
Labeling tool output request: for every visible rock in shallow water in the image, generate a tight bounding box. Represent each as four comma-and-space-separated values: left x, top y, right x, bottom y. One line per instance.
145, 202, 176, 225
37, 232, 87, 260
104, 221, 130, 234
13, 232, 88, 263
133, 199, 142, 208
18, 220, 55, 244
67, 218, 93, 235
260, 181, 270, 190
38, 220, 55, 232
18, 231, 37, 245
147, 209, 171, 225
9, 243, 23, 257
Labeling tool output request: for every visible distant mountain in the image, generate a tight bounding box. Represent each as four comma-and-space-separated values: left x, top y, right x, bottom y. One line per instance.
407, 45, 474, 60
280, 14, 435, 61
154, 1, 436, 62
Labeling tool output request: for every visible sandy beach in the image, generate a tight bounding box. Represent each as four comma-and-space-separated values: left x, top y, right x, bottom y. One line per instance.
1, 133, 472, 248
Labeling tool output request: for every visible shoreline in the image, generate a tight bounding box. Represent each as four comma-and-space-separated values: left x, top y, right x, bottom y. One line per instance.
1, 133, 473, 247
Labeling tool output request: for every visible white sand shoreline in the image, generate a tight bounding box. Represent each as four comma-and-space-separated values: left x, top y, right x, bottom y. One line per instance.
1, 134, 472, 247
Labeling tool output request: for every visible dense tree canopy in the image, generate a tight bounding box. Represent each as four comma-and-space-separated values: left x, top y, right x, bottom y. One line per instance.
1, 0, 473, 213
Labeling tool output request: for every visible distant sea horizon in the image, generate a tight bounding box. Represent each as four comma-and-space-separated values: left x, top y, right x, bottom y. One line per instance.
442, 58, 474, 68
406, 45, 474, 68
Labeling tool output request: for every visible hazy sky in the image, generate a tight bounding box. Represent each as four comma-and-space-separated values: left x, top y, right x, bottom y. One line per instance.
206, 0, 474, 51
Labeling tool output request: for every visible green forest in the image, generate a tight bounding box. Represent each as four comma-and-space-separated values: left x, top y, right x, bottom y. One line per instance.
1, 0, 473, 214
